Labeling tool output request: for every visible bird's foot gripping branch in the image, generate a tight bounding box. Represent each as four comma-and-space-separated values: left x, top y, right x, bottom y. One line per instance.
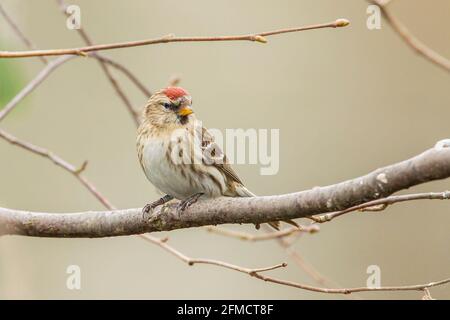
1, 144, 449, 238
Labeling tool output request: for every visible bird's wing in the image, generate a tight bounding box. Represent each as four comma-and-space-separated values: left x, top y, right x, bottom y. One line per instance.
200, 128, 294, 231
201, 127, 244, 185
201, 127, 297, 231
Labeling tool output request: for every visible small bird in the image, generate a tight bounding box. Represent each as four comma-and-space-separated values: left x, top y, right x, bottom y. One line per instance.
137, 87, 295, 229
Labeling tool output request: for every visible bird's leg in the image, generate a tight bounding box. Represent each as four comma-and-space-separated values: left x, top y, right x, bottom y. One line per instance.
177, 193, 204, 213
142, 194, 174, 215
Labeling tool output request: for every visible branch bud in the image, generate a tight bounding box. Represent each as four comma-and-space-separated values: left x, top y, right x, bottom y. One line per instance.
335, 18, 350, 27
254, 35, 267, 43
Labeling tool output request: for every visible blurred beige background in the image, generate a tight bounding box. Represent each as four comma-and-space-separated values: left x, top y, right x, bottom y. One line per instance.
0, 0, 449, 299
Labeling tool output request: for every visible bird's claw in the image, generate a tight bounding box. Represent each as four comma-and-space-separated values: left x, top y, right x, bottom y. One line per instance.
177, 193, 203, 214
142, 203, 157, 214
142, 195, 174, 218
142, 203, 156, 220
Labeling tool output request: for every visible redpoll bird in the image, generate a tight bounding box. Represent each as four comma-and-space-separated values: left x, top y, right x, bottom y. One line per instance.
137, 87, 295, 229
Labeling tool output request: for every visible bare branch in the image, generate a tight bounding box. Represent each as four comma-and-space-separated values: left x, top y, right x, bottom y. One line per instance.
274, 232, 341, 288
223, 223, 337, 290
206, 225, 318, 241
94, 54, 151, 97
92, 56, 140, 125
0, 55, 74, 122
0, 129, 114, 209
0, 4, 48, 64
310, 191, 450, 223
252, 273, 450, 295
0, 146, 449, 237
0, 19, 349, 59
369, 0, 450, 72
0, 51, 149, 124
422, 288, 435, 300
140, 234, 286, 273
55, 0, 140, 126
140, 234, 449, 296
168, 75, 181, 87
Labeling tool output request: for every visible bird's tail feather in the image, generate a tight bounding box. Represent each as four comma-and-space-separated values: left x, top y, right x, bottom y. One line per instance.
235, 185, 297, 231
235, 185, 257, 197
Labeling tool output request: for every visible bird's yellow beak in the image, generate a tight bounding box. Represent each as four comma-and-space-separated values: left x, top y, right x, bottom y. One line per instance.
178, 106, 193, 116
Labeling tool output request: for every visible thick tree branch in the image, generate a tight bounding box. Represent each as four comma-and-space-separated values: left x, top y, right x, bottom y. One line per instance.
0, 19, 349, 58
1, 145, 449, 237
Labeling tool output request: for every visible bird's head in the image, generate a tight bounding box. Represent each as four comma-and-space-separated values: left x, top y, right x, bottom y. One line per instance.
143, 87, 194, 127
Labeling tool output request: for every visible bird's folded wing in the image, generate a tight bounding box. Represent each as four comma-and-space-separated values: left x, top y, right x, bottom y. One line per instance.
201, 126, 243, 185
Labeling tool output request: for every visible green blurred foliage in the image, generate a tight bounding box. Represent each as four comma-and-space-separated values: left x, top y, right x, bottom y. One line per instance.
0, 47, 23, 108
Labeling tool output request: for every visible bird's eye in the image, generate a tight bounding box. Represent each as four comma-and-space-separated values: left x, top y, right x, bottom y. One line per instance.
163, 102, 172, 109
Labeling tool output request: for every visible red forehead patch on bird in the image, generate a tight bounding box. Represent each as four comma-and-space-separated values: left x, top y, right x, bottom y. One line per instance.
163, 87, 189, 100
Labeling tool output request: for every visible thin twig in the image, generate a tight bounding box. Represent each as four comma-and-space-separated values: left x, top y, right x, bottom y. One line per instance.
310, 191, 450, 223
140, 234, 450, 296
220, 224, 339, 287
369, 0, 450, 72
0, 4, 48, 64
275, 235, 334, 287
0, 55, 74, 122
55, 0, 140, 126
0, 19, 349, 58
259, 224, 348, 292
206, 225, 319, 241
252, 274, 450, 295
94, 53, 151, 97
3, 1, 150, 102
422, 288, 435, 300
93, 55, 140, 125
283, 247, 334, 286
0, 129, 114, 209
0, 52, 147, 124
140, 234, 287, 274
168, 75, 181, 87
